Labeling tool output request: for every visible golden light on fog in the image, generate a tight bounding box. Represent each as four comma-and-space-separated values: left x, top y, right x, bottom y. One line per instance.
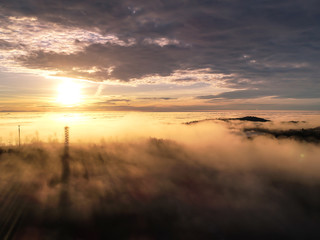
57, 80, 82, 106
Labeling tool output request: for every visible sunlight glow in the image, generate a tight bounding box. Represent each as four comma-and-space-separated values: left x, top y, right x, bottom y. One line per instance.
57, 80, 82, 106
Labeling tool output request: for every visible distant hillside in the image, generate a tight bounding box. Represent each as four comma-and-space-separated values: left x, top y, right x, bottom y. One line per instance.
185, 116, 270, 125
244, 127, 320, 143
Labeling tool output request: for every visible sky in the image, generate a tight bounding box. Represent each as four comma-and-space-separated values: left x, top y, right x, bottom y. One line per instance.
0, 0, 320, 111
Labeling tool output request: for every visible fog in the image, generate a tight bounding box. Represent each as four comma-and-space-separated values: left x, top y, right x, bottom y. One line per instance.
1, 115, 320, 239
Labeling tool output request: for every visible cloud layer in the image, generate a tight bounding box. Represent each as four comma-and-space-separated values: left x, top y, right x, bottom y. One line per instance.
0, 0, 320, 100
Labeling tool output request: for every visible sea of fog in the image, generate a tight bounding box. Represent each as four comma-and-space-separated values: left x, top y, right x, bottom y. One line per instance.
1, 110, 320, 239
1, 110, 319, 145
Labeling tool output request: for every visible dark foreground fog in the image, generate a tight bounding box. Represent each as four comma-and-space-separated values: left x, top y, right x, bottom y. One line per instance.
1, 118, 320, 239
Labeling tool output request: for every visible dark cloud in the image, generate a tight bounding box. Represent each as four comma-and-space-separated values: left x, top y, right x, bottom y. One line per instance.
137, 97, 176, 100
17, 43, 191, 81
96, 98, 131, 105
0, 39, 24, 50
1, 0, 320, 98
87, 103, 320, 112
197, 88, 320, 100
0, 39, 15, 49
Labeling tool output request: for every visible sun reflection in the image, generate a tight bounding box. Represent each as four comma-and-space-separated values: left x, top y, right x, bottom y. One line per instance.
57, 80, 82, 106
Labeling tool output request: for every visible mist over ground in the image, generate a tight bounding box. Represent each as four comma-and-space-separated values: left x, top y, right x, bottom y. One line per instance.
1, 116, 320, 239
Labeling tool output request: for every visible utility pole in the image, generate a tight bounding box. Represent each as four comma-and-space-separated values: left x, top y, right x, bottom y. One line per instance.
18, 125, 21, 147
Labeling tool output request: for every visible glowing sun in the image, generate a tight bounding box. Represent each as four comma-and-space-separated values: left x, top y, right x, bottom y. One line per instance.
57, 80, 82, 106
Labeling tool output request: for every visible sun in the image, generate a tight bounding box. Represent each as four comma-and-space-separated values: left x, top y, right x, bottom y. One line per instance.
57, 80, 82, 106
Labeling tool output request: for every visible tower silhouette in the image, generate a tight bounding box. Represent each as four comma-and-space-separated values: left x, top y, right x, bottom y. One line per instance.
61, 126, 70, 183
64, 126, 69, 156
